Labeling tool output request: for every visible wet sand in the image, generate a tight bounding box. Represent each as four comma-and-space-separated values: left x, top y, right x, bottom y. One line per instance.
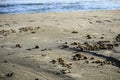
0, 10, 120, 80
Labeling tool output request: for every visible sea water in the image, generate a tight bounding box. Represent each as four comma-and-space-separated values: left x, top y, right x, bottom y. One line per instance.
0, 0, 120, 14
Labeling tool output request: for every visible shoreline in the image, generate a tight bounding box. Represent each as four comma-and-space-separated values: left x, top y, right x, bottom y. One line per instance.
0, 10, 120, 80
0, 9, 120, 15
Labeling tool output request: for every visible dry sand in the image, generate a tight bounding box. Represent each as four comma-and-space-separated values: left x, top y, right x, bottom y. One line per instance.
0, 10, 120, 80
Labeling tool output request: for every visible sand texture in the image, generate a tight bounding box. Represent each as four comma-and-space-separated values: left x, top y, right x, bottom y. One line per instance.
0, 10, 120, 80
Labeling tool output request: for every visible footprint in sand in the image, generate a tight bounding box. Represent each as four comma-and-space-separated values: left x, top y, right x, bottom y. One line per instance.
28, 20, 35, 22
104, 20, 112, 22
12, 21, 18, 24
5, 23, 10, 26
0, 25, 3, 27
89, 21, 93, 24
112, 18, 120, 21
96, 20, 103, 23
93, 16, 98, 18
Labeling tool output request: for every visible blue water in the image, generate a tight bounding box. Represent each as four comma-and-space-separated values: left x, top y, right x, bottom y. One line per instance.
0, 0, 120, 14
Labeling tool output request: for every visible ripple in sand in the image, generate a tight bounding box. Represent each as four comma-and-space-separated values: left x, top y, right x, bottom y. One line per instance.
4, 47, 13, 50
92, 33, 99, 35
104, 51, 112, 54
66, 36, 82, 39
67, 73, 82, 78
30, 37, 39, 40
113, 47, 120, 53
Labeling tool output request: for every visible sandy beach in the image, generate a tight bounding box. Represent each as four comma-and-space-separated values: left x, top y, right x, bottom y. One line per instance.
0, 10, 120, 80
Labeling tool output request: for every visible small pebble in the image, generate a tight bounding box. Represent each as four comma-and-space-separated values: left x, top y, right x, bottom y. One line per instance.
35, 45, 39, 49
16, 44, 22, 48
65, 42, 68, 44
31, 31, 36, 33
41, 54, 46, 57
72, 31, 78, 34
61, 69, 71, 74
62, 45, 69, 48
100, 37, 104, 39
35, 78, 39, 80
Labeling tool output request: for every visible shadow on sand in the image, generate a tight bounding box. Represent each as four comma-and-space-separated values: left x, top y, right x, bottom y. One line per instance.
62, 46, 120, 68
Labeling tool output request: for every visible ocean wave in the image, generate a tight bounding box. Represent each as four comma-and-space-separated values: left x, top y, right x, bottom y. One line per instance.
0, 0, 120, 14
0, 1, 84, 7
0, 3, 46, 7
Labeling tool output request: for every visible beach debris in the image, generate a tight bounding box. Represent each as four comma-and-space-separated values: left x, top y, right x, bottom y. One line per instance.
41, 48, 47, 51
0, 26, 40, 36
66, 64, 72, 69
105, 61, 112, 65
106, 44, 114, 50
72, 31, 78, 34
64, 42, 68, 44
99, 62, 105, 66
51, 60, 57, 64
100, 37, 104, 39
15, 44, 22, 48
92, 60, 112, 66
97, 40, 110, 44
77, 44, 86, 51
41, 48, 52, 51
0, 29, 17, 36
6, 72, 14, 77
0, 30, 10, 36
83, 56, 89, 60
57, 58, 64, 65
60, 69, 71, 74
19, 26, 40, 33
85, 60, 89, 64
55, 71, 61, 75
61, 45, 69, 49
19, 27, 32, 32
31, 31, 36, 33
10, 29, 16, 33
90, 57, 94, 60
71, 53, 112, 65
86, 35, 92, 39
75, 40, 117, 51
115, 34, 120, 42
71, 42, 78, 45
113, 43, 119, 47
94, 60, 101, 64
41, 54, 47, 57
3, 60, 8, 63
72, 53, 83, 61
51, 58, 72, 69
